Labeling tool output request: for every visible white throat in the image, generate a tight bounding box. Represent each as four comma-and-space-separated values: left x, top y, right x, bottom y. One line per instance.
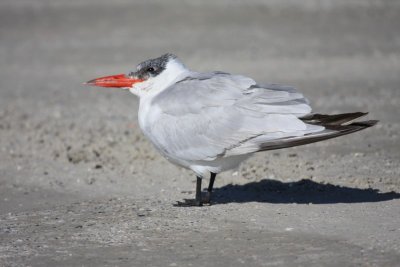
129, 59, 189, 98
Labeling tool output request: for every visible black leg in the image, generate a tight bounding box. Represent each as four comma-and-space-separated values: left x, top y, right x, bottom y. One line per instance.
203, 172, 217, 205
208, 172, 216, 192
195, 176, 203, 206
174, 176, 203, 207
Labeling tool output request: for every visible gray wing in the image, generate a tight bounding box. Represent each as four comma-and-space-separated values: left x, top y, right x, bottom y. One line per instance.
150, 72, 323, 161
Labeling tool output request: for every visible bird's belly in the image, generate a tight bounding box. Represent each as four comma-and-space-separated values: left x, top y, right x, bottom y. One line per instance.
189, 154, 251, 177
138, 99, 251, 176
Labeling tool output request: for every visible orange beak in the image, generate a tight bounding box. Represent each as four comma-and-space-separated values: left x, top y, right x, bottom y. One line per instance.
84, 74, 144, 88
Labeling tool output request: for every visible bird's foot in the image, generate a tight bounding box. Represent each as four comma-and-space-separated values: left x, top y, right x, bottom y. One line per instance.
202, 191, 212, 205
174, 192, 212, 207
174, 199, 203, 207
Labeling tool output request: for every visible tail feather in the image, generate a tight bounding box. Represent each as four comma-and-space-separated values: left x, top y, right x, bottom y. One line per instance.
258, 113, 378, 152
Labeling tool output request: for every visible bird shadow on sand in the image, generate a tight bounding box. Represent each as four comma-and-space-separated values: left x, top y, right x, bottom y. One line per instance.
210, 179, 400, 205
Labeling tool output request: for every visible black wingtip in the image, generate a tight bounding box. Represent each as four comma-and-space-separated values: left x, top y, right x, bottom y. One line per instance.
301, 112, 370, 126
352, 120, 379, 127
258, 118, 378, 152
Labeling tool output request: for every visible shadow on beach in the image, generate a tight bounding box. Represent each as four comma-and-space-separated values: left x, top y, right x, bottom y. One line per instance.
210, 178, 400, 205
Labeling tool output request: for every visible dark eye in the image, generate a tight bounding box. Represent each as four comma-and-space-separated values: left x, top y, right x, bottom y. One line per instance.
147, 67, 155, 72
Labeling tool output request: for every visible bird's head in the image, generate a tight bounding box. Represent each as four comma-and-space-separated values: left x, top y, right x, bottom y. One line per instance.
85, 53, 188, 97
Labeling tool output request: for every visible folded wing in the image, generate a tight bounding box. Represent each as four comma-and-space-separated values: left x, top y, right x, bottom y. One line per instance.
149, 72, 324, 161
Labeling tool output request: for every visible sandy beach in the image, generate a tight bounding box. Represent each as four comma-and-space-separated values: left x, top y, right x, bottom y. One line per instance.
1, 0, 400, 266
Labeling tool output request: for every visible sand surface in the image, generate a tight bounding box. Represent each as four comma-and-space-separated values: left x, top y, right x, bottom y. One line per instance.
1, 0, 400, 266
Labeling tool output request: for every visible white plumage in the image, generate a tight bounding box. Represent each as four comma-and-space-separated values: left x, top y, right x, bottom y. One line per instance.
129, 56, 324, 177
86, 53, 376, 206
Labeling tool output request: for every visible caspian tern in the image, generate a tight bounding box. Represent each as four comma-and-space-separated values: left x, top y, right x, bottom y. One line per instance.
86, 53, 377, 206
